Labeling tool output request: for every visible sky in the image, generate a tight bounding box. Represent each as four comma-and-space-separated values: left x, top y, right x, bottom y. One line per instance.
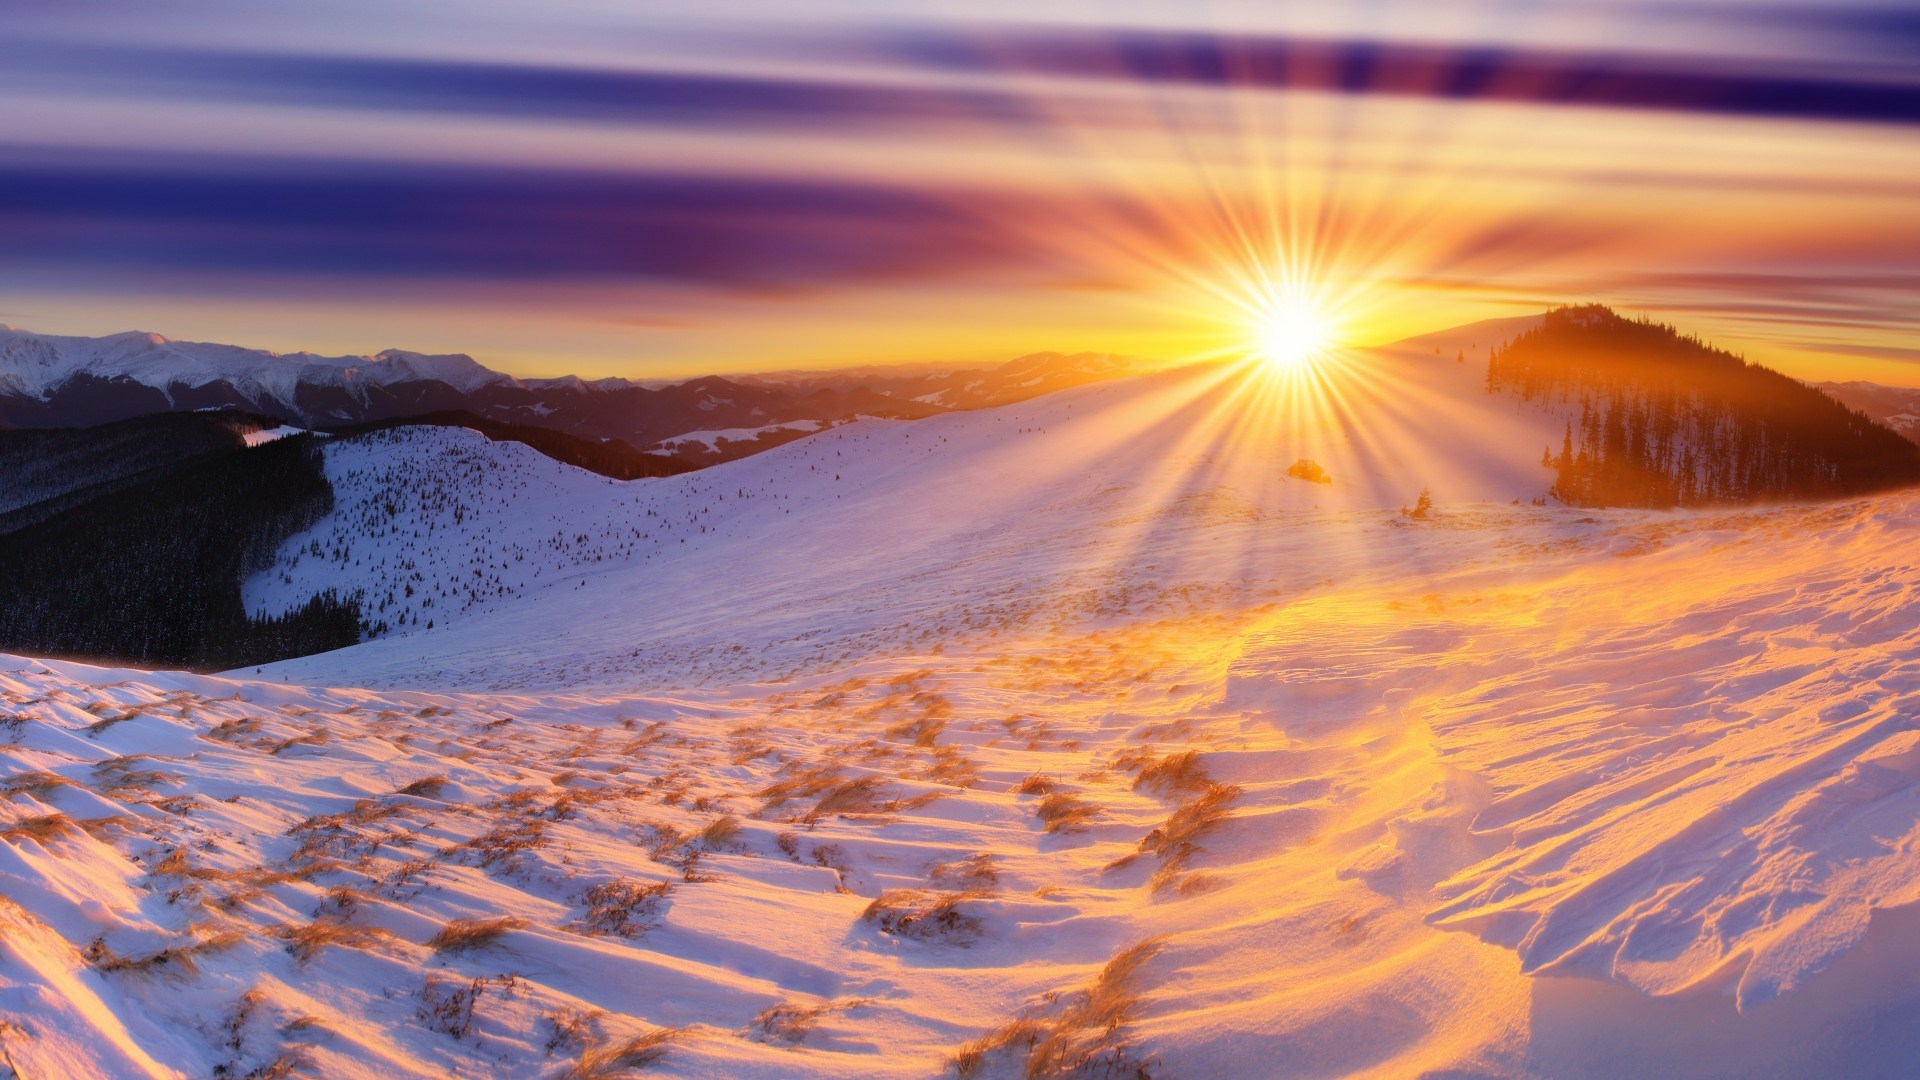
2, 0, 1918, 382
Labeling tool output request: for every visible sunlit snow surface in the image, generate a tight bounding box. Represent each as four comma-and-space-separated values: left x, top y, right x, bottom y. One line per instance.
9, 338, 1920, 1077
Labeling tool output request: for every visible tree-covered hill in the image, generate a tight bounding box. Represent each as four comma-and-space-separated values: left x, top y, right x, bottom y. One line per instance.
1488, 306, 1920, 507
0, 434, 362, 669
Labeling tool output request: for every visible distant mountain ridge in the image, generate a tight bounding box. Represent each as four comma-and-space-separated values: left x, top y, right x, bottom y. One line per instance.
1813, 379, 1920, 444
0, 325, 1144, 453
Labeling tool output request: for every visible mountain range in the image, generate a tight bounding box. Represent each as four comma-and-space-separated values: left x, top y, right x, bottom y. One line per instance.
0, 325, 1143, 461
1813, 380, 1920, 443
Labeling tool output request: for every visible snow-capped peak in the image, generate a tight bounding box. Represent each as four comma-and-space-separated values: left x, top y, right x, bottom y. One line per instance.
0, 324, 513, 404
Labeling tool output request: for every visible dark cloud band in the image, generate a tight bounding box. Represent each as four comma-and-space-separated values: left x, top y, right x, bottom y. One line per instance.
0, 149, 1037, 291
882, 29, 1920, 127
6, 31, 1919, 131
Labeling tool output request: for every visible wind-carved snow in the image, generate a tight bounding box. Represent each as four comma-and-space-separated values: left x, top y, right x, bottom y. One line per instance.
11, 330, 1920, 1077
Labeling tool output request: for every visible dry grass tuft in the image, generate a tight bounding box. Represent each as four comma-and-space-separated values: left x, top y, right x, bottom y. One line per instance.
1, 770, 76, 798
315, 885, 366, 919
85, 710, 141, 737
559, 1028, 681, 1078
273, 918, 396, 963
1137, 783, 1240, 892
1131, 751, 1210, 798
815, 776, 893, 815
1035, 793, 1101, 835
690, 814, 743, 852
754, 762, 844, 813
752, 997, 869, 1046
809, 776, 943, 821
923, 746, 981, 788
886, 712, 947, 748
204, 716, 263, 742
1013, 774, 1062, 796
0, 813, 78, 845
269, 731, 330, 756
75, 814, 132, 839
449, 819, 548, 870
427, 916, 526, 954
951, 939, 1164, 1079
929, 853, 999, 892
85, 928, 243, 978
396, 774, 449, 798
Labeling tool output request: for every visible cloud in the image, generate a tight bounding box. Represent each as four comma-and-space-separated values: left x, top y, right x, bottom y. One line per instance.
5, 28, 1919, 136
873, 26, 1920, 128
0, 40, 1047, 134
1790, 342, 1920, 365
0, 146, 1052, 295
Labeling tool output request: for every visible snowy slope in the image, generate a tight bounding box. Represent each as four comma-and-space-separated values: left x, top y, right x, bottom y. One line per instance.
17, 492, 1920, 1078
246, 342, 1572, 690
12, 328, 1920, 1077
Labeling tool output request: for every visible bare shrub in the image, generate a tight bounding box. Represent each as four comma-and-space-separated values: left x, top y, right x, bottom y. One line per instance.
752, 998, 868, 1046
573, 881, 672, 937
419, 976, 485, 1039
862, 889, 986, 946
545, 1006, 604, 1055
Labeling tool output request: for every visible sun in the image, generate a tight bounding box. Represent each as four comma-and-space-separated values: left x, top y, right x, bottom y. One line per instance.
1251, 297, 1335, 372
